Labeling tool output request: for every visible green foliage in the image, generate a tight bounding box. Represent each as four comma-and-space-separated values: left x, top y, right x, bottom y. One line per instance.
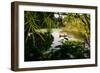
47, 40, 90, 60
24, 11, 90, 61
24, 11, 55, 61
25, 32, 54, 61
62, 13, 90, 47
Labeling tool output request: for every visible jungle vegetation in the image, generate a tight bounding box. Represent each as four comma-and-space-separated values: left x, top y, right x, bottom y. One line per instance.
24, 11, 90, 61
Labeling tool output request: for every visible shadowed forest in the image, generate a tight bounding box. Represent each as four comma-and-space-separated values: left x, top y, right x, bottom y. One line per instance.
24, 11, 90, 61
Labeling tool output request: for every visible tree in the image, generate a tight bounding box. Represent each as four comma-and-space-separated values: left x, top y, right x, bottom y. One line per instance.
62, 13, 90, 47
24, 11, 55, 61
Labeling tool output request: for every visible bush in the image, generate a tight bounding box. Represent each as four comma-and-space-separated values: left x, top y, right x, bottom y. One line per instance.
24, 32, 54, 61
25, 34, 90, 61
48, 40, 90, 60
